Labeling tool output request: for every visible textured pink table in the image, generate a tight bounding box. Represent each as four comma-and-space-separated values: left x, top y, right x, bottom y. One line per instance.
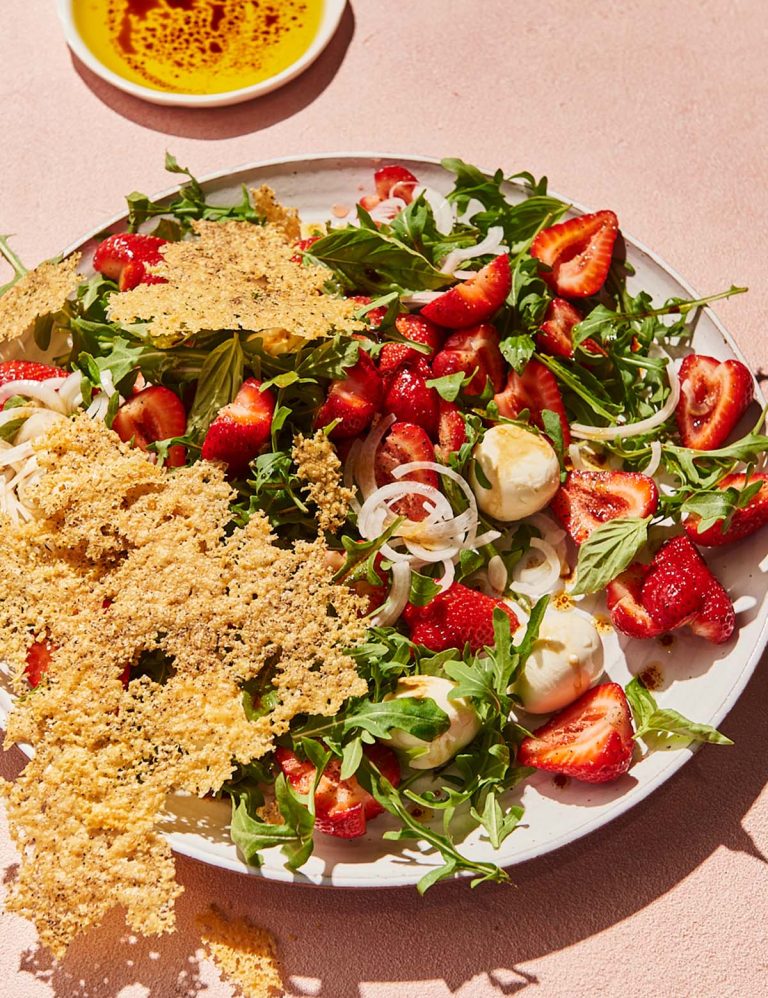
2, 2, 767, 995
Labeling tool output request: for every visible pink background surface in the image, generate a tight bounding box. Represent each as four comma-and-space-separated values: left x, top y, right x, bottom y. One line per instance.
2, 2, 767, 995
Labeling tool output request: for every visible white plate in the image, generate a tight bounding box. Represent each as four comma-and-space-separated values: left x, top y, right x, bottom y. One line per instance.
1, 153, 767, 888
57, 0, 347, 108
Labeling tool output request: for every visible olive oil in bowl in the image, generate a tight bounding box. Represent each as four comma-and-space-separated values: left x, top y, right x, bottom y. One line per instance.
72, 0, 324, 96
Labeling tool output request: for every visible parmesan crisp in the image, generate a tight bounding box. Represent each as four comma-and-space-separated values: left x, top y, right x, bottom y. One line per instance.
106, 219, 360, 351
0, 415, 367, 956
198, 906, 283, 998
251, 185, 301, 241
0, 254, 81, 343
292, 430, 355, 532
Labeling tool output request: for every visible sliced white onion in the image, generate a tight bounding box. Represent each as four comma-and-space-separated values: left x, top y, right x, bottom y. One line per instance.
0, 380, 69, 414
403, 538, 462, 563
437, 558, 455, 592
358, 481, 454, 538
570, 349, 680, 441
0, 405, 36, 428
412, 185, 455, 235
488, 554, 508, 593
343, 438, 363, 514
356, 413, 396, 500
525, 512, 567, 547
14, 410, 65, 444
85, 395, 110, 421
473, 528, 502, 548
371, 561, 412, 627
440, 226, 507, 276
58, 371, 84, 409
368, 197, 407, 223
510, 537, 562, 598
0, 441, 34, 467
392, 460, 480, 543
456, 197, 486, 226
642, 440, 663, 477
401, 290, 444, 307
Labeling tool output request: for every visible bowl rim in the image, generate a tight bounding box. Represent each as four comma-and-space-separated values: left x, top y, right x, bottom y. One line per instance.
56, 0, 347, 108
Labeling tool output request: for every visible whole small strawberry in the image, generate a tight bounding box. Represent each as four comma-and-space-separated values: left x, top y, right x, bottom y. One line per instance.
403, 582, 519, 652
383, 358, 440, 438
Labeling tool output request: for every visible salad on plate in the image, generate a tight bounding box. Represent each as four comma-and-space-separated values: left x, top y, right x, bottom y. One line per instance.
0, 155, 765, 953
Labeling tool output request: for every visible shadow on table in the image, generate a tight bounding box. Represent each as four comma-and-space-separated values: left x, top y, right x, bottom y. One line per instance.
4, 643, 767, 997
68, 3, 355, 140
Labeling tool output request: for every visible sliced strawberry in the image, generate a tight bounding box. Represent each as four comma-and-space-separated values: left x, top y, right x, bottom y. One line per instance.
275, 743, 400, 839
421, 255, 511, 329
537, 298, 582, 358
374, 421, 439, 521
92, 233, 168, 292
374, 165, 419, 203
382, 358, 440, 438
201, 378, 275, 474
531, 210, 618, 298
684, 472, 768, 546
494, 358, 571, 446
517, 683, 634, 784
113, 385, 187, 467
550, 470, 659, 545
290, 235, 321, 263
605, 563, 663, 639
676, 354, 754, 450
24, 639, 55, 688
437, 399, 467, 456
315, 350, 383, 439
348, 294, 387, 330
0, 360, 67, 387
379, 314, 444, 376
607, 535, 735, 644
402, 582, 519, 653
430, 323, 506, 395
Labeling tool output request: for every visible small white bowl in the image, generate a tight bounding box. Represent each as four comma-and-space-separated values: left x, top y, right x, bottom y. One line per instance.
57, 0, 347, 108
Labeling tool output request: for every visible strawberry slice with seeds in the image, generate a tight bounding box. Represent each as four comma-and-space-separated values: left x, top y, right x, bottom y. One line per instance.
379, 314, 444, 376
201, 378, 275, 474
275, 743, 400, 839
437, 399, 467, 456
403, 582, 519, 652
494, 358, 571, 446
374, 421, 439, 522
421, 255, 511, 329
0, 360, 67, 386
290, 235, 321, 263
684, 472, 768, 546
531, 210, 619, 298
537, 298, 582, 358
605, 563, 663, 639
550, 470, 659, 545
348, 294, 388, 330
24, 639, 55, 688
374, 165, 419, 203
113, 385, 187, 467
315, 350, 383, 439
92, 232, 168, 292
675, 354, 753, 450
517, 683, 634, 784
382, 358, 440, 438
430, 323, 506, 395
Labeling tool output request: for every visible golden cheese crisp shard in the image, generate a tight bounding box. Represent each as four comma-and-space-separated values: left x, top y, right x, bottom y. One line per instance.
251, 184, 301, 241
0, 415, 367, 956
106, 219, 360, 352
292, 429, 355, 532
198, 906, 283, 998
0, 254, 82, 344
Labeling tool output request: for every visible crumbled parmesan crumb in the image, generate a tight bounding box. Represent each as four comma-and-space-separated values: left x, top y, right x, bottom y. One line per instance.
198, 906, 283, 998
106, 220, 361, 351
292, 430, 355, 532
0, 255, 82, 343
251, 185, 301, 241
0, 415, 367, 956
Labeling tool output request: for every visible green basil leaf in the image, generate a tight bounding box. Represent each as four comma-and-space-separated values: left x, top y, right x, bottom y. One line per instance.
425, 370, 473, 402
625, 677, 732, 745
186, 335, 245, 440
408, 570, 443, 607
571, 516, 651, 596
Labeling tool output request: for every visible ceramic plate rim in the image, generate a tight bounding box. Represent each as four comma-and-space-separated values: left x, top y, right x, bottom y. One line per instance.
9, 152, 768, 888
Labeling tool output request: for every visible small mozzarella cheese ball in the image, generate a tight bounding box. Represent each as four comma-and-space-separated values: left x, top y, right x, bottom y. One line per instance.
385, 675, 481, 769
470, 423, 560, 522
514, 607, 604, 714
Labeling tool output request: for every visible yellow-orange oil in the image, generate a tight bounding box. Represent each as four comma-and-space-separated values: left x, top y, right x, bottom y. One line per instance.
73, 0, 323, 95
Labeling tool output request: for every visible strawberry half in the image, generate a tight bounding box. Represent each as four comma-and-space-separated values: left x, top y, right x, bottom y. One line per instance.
0, 360, 67, 387
537, 298, 582, 358
550, 470, 659, 545
382, 358, 440, 438
374, 421, 439, 522
92, 233, 168, 292
24, 639, 55, 688
494, 358, 571, 446
201, 378, 275, 474
430, 323, 506, 395
437, 399, 467, 456
531, 210, 619, 298
378, 314, 444, 376
684, 472, 768, 546
606, 535, 735, 644
113, 385, 187, 467
421, 255, 511, 329
315, 350, 383, 439
275, 743, 400, 839
403, 582, 519, 652
359, 165, 419, 212
518, 683, 634, 784
676, 354, 754, 450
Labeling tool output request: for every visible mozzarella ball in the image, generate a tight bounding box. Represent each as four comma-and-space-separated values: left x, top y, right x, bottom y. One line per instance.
470, 424, 560, 522
514, 607, 604, 714
385, 675, 481, 769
